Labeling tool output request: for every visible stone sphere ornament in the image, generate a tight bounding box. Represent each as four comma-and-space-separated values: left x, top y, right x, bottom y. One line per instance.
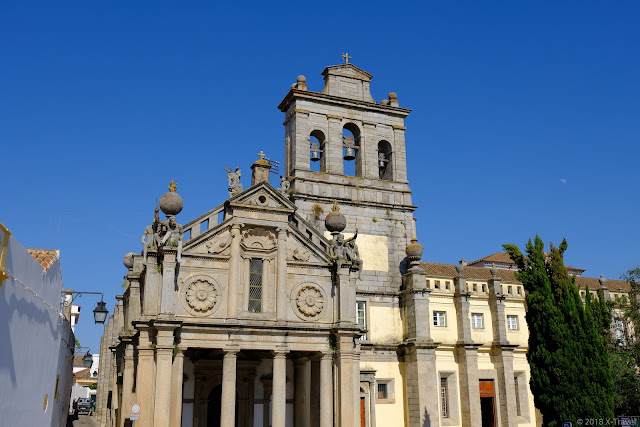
325, 200, 346, 233
159, 179, 183, 216
297, 75, 306, 83
405, 238, 424, 263
123, 252, 136, 269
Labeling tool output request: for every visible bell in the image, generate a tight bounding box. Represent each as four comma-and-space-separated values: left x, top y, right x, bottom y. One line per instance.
311, 150, 320, 162
379, 158, 387, 168
344, 147, 355, 161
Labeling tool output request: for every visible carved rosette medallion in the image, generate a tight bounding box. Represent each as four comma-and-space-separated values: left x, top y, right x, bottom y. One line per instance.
295, 285, 325, 319
186, 279, 217, 312
180, 275, 222, 316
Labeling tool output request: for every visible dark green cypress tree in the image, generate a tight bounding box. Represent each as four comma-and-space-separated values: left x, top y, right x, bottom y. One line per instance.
504, 237, 614, 426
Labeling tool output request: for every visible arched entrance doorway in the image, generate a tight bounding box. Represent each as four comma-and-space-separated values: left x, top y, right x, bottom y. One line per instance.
207, 385, 239, 427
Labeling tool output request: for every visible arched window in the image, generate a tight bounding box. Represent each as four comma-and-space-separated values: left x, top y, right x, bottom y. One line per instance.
342, 123, 361, 177
309, 130, 325, 172
378, 140, 393, 180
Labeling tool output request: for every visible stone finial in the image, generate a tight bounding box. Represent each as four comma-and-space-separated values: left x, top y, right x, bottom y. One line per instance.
159, 180, 183, 216
388, 92, 399, 107
456, 263, 464, 276
325, 201, 346, 233
406, 238, 424, 270
490, 264, 498, 278
380, 99, 389, 105
294, 75, 307, 91
459, 259, 467, 266
599, 274, 607, 287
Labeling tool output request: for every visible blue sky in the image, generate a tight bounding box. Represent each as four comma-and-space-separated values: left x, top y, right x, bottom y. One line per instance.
2, 1, 639, 352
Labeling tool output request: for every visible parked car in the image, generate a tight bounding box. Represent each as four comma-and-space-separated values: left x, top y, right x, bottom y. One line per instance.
76, 398, 92, 414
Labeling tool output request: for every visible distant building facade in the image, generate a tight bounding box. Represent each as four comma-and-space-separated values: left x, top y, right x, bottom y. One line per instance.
0, 224, 75, 427
95, 63, 631, 427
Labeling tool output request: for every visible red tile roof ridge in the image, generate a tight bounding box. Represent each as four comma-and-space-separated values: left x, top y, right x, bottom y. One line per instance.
25, 248, 60, 272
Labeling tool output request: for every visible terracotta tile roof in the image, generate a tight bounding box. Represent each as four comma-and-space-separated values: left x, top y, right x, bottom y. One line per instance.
468, 251, 586, 272
420, 262, 631, 293
74, 368, 92, 379
26, 248, 60, 272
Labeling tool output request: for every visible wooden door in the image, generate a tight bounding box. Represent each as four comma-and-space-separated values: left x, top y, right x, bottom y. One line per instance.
360, 397, 366, 427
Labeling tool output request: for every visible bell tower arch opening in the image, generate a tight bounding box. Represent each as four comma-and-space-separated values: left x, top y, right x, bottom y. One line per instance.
342, 124, 361, 177
378, 140, 393, 180
309, 130, 325, 172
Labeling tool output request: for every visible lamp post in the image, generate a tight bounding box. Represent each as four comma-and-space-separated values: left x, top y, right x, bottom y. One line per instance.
63, 291, 109, 324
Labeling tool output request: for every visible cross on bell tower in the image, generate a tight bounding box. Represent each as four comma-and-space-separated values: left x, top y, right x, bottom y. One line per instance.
341, 53, 351, 64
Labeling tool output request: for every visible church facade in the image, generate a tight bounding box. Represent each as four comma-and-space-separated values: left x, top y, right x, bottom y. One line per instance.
95, 62, 629, 427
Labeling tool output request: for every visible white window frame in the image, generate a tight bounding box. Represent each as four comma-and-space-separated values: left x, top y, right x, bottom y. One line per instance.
433, 311, 447, 327
471, 313, 484, 329
507, 315, 519, 330
356, 301, 367, 340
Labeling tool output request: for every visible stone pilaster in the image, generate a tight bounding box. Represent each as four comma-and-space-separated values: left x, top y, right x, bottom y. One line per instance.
338, 266, 356, 325
294, 357, 311, 427
135, 325, 155, 427
489, 273, 518, 427
120, 339, 135, 427
392, 126, 408, 183
272, 351, 288, 427
404, 346, 440, 427
143, 252, 160, 316
276, 228, 288, 321
127, 273, 141, 324
221, 350, 238, 427
153, 322, 178, 427
326, 115, 343, 175
169, 350, 184, 427
227, 224, 241, 319
454, 267, 481, 426
319, 353, 333, 427
362, 122, 378, 179
160, 250, 176, 314
336, 334, 356, 427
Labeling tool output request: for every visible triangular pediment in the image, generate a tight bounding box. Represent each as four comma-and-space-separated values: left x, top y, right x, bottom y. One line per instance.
229, 182, 296, 213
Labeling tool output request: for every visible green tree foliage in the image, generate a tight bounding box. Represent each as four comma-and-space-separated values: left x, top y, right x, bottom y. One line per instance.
503, 236, 614, 426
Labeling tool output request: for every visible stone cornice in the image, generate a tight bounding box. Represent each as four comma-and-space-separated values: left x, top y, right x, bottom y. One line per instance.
278, 89, 411, 117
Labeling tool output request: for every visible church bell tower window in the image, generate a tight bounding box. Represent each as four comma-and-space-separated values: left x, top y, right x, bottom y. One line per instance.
378, 140, 393, 180
248, 258, 263, 313
342, 124, 361, 177
309, 130, 325, 172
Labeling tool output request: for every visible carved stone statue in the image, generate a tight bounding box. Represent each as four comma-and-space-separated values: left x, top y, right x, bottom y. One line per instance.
142, 207, 162, 264
329, 229, 363, 271
279, 175, 290, 194
161, 216, 184, 263
225, 167, 243, 198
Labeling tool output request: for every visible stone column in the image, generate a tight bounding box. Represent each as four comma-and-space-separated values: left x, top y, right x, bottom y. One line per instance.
169, 350, 185, 427
227, 224, 241, 319
294, 357, 311, 427
136, 326, 155, 427
336, 334, 355, 427
120, 340, 135, 427
153, 323, 178, 427
319, 353, 333, 427
221, 350, 238, 427
272, 351, 288, 427
276, 228, 288, 321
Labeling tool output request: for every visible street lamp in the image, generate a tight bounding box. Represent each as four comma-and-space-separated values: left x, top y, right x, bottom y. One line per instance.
93, 297, 108, 324
63, 291, 109, 325
82, 350, 93, 368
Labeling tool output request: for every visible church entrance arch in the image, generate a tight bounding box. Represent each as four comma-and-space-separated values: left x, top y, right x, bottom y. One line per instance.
206, 385, 239, 427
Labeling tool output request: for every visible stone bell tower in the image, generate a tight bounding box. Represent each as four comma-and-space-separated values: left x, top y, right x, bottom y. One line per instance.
278, 61, 416, 292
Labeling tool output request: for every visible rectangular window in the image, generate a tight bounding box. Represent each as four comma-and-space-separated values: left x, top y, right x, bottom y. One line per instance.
377, 383, 388, 400
441, 377, 449, 418
507, 315, 518, 330
248, 258, 263, 313
433, 311, 446, 327
356, 301, 367, 340
434, 280, 440, 289
471, 313, 484, 329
